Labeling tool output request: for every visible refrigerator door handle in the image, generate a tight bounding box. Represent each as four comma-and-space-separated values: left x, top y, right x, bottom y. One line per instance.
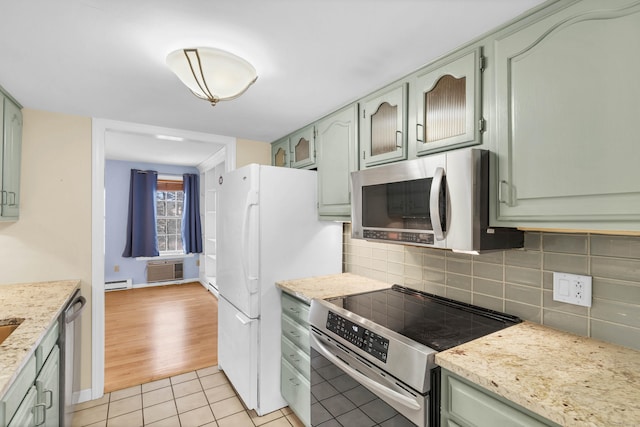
241, 190, 260, 294
235, 311, 253, 325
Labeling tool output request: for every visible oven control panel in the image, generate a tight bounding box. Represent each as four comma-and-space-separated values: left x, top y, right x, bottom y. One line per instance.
326, 311, 389, 363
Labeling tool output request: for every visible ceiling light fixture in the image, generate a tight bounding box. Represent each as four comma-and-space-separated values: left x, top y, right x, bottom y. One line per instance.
166, 47, 257, 106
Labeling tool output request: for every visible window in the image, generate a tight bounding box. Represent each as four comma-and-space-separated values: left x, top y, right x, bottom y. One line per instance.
156, 179, 184, 254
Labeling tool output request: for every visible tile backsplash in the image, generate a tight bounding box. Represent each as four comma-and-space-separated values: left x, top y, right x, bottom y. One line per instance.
343, 224, 640, 351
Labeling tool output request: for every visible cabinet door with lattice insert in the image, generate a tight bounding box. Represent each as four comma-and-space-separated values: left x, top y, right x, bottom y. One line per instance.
359, 82, 408, 168
289, 125, 316, 169
271, 137, 290, 168
414, 47, 483, 157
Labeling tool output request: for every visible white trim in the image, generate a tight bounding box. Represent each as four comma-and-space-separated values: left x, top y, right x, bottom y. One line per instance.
91, 118, 106, 400
135, 253, 194, 261
91, 118, 236, 400
74, 388, 94, 405
198, 145, 234, 173
157, 173, 183, 181
132, 278, 197, 289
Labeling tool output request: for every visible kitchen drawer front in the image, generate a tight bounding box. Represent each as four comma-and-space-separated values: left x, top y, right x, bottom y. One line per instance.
281, 336, 310, 380
444, 371, 555, 427
281, 293, 310, 326
281, 358, 310, 427
36, 321, 59, 373
1, 355, 36, 426
281, 314, 309, 352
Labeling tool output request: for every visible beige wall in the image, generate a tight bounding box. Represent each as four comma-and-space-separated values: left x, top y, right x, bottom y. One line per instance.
236, 138, 270, 167
0, 109, 93, 389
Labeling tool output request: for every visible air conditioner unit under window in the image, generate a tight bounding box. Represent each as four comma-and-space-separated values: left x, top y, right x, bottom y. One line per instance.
147, 260, 184, 283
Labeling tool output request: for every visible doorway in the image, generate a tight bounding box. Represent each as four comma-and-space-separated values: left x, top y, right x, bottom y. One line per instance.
92, 118, 236, 400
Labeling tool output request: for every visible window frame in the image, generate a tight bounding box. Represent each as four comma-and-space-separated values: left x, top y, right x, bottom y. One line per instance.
156, 176, 185, 256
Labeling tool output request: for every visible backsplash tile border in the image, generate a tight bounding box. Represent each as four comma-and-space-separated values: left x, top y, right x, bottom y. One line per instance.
342, 225, 640, 351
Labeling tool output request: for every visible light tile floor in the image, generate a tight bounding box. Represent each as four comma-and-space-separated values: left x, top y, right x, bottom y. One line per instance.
72, 365, 304, 427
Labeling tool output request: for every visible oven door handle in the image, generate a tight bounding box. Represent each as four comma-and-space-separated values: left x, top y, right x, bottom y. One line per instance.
311, 334, 421, 411
430, 166, 445, 241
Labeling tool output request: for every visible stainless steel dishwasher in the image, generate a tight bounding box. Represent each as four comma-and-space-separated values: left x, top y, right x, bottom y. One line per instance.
60, 289, 86, 427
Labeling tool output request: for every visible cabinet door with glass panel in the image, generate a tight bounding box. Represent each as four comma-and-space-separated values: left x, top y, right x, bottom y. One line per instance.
413, 47, 484, 156
289, 124, 316, 169
271, 137, 290, 168
359, 81, 408, 168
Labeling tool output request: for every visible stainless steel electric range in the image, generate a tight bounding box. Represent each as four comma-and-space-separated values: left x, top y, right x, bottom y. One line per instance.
309, 285, 521, 427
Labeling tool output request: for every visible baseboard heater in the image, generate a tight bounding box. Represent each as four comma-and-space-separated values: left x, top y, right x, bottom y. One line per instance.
105, 278, 132, 291
147, 259, 184, 283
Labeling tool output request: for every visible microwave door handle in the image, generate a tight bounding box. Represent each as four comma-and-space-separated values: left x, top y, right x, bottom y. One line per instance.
430, 167, 445, 241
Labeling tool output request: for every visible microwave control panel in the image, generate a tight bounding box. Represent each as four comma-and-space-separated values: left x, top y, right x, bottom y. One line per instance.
363, 230, 434, 245
326, 311, 389, 363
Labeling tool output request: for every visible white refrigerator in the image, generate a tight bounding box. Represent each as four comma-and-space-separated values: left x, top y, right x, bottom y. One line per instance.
216, 164, 342, 416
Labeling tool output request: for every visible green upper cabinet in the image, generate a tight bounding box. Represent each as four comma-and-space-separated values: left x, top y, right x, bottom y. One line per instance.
316, 104, 359, 220
1, 91, 22, 221
492, 0, 640, 230
271, 137, 290, 168
289, 124, 316, 169
359, 81, 408, 168
412, 47, 484, 157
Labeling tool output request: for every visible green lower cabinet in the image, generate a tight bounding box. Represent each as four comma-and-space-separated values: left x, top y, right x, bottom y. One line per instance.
36, 346, 60, 427
441, 369, 559, 427
6, 387, 37, 427
0, 322, 60, 427
280, 358, 310, 426
280, 293, 310, 426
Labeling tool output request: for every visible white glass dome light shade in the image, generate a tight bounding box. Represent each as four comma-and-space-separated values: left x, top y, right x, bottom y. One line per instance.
166, 47, 258, 105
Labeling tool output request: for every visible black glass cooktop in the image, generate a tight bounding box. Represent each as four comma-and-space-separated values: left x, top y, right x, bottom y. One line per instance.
328, 285, 521, 352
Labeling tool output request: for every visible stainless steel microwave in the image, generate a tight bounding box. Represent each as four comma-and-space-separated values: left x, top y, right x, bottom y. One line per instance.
351, 149, 523, 254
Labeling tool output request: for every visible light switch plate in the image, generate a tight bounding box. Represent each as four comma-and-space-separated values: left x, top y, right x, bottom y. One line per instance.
553, 272, 592, 307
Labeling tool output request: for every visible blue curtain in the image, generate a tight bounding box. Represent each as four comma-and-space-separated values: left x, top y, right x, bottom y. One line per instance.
122, 169, 159, 257
182, 173, 203, 254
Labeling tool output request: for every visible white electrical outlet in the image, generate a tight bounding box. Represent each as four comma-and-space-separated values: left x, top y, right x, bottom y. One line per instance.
553, 272, 592, 307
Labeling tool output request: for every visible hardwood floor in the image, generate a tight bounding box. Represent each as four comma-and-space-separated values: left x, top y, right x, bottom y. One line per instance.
104, 283, 218, 393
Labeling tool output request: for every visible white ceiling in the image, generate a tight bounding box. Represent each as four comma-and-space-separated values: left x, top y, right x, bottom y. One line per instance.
0, 0, 545, 166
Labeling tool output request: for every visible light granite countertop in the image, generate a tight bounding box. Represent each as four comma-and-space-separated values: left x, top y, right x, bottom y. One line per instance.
436, 321, 640, 427
0, 280, 80, 399
276, 272, 391, 303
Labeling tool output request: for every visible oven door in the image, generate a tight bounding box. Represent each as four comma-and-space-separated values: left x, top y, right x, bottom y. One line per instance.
310, 329, 428, 427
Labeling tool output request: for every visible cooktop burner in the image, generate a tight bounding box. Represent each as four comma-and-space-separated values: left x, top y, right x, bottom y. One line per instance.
328, 285, 521, 352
